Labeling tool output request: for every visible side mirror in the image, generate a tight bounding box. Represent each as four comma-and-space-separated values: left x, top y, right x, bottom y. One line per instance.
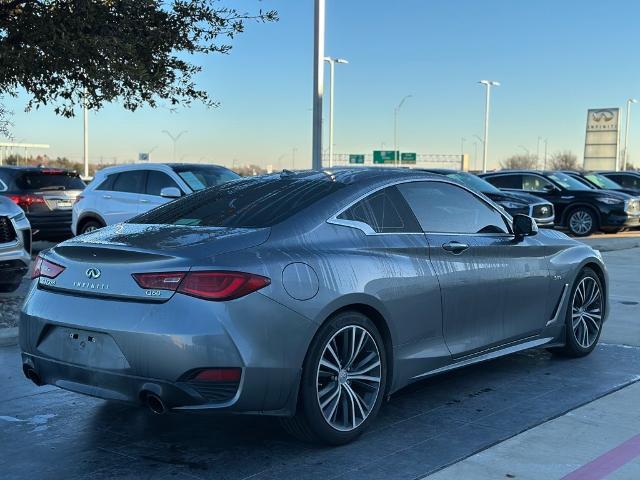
542, 184, 559, 193
160, 187, 182, 199
513, 214, 538, 238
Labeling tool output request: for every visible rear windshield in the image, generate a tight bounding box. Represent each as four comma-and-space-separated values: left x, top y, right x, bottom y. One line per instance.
15, 170, 86, 191
131, 177, 346, 228
172, 165, 240, 191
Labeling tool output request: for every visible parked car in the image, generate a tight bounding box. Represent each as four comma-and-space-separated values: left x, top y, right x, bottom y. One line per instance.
420, 169, 554, 226
0, 195, 31, 292
72, 163, 240, 235
479, 170, 640, 236
0, 167, 85, 241
560, 170, 640, 197
21, 169, 607, 445
597, 171, 640, 195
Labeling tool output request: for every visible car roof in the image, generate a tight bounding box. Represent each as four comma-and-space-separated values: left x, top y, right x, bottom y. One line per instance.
93, 162, 231, 177
414, 168, 459, 175
0, 166, 78, 174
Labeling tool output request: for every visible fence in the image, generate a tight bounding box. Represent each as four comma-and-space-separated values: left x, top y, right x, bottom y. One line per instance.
325, 153, 469, 171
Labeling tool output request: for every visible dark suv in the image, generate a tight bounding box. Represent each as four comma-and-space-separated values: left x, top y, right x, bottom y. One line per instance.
560, 170, 640, 197
420, 169, 554, 226
598, 171, 640, 195
0, 167, 85, 241
479, 170, 640, 236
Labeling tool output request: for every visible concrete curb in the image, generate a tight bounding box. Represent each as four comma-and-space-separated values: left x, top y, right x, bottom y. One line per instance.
0, 327, 18, 347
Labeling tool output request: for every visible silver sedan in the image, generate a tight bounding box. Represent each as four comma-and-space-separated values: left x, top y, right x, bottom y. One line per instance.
19, 169, 607, 445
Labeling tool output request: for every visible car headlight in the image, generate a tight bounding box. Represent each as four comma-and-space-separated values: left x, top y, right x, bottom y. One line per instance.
498, 201, 526, 210
596, 196, 623, 205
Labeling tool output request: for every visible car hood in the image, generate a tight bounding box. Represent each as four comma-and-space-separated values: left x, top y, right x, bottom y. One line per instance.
483, 190, 547, 205
565, 189, 633, 200
0, 195, 23, 216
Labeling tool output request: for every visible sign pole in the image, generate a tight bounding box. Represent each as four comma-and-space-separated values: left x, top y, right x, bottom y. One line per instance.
312, 0, 325, 170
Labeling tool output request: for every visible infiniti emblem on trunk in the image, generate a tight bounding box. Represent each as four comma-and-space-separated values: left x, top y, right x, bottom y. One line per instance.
86, 268, 101, 279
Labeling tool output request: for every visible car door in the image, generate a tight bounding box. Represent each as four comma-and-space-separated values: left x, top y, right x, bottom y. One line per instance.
139, 170, 183, 214
100, 170, 147, 224
397, 180, 550, 356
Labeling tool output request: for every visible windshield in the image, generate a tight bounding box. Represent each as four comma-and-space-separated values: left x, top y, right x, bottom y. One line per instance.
585, 173, 622, 190
132, 176, 346, 228
172, 165, 240, 191
446, 172, 500, 194
15, 170, 86, 191
547, 172, 591, 190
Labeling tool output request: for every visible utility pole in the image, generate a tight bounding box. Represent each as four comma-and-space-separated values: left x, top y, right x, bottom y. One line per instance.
83, 87, 89, 178
623, 99, 638, 171
324, 57, 348, 168
162, 130, 188, 162
394, 95, 412, 166
312, 0, 325, 170
479, 80, 500, 173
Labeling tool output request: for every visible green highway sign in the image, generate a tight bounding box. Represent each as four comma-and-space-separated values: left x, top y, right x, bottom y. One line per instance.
349, 154, 365, 164
373, 150, 399, 164
401, 152, 417, 164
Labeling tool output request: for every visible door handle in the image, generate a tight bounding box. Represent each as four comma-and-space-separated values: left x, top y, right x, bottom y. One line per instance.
442, 241, 470, 254
102, 195, 112, 199
140, 199, 149, 203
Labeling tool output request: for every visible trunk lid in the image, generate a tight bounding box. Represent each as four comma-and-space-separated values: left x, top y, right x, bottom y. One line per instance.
38, 223, 270, 301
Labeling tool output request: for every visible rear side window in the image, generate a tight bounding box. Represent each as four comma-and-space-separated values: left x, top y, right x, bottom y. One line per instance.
398, 181, 509, 234
338, 186, 420, 233
95, 174, 115, 191
15, 171, 85, 191
132, 177, 346, 228
112, 171, 147, 194
146, 171, 180, 196
609, 174, 640, 189
484, 174, 521, 189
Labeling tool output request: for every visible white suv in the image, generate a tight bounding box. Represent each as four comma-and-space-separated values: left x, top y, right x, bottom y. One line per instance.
72, 163, 239, 235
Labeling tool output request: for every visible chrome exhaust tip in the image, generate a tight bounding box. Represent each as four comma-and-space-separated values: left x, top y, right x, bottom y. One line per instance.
145, 393, 166, 415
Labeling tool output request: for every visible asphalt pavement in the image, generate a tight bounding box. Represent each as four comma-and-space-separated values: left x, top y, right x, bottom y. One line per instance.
0, 236, 639, 479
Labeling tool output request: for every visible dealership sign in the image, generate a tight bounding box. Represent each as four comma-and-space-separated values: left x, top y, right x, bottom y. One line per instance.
583, 108, 620, 170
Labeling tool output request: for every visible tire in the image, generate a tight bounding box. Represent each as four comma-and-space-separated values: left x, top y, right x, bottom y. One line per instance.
281, 311, 387, 445
79, 219, 104, 235
550, 267, 604, 357
567, 207, 598, 237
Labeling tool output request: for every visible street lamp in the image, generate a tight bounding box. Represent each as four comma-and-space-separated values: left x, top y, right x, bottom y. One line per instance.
161, 130, 187, 162
312, 0, 325, 170
83, 87, 89, 178
623, 98, 638, 171
324, 57, 348, 168
479, 80, 500, 173
394, 95, 413, 166
519, 145, 530, 156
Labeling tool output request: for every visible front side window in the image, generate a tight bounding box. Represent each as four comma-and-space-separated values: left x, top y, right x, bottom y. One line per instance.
484, 174, 522, 189
609, 174, 640, 189
112, 171, 147, 194
132, 177, 345, 228
146, 171, 180, 196
398, 181, 509, 234
337, 186, 420, 233
171, 166, 240, 192
522, 174, 554, 192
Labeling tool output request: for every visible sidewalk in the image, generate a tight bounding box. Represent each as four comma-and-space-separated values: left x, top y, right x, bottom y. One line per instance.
425, 381, 640, 480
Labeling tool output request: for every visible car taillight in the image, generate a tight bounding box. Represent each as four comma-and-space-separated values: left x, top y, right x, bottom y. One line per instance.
131, 271, 270, 301
132, 272, 186, 290
8, 194, 46, 209
32, 255, 65, 279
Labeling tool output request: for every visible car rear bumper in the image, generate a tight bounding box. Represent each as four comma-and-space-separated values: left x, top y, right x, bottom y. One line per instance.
28, 211, 73, 240
19, 286, 316, 415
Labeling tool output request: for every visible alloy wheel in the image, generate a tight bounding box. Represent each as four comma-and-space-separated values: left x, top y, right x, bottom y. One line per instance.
571, 276, 602, 349
315, 325, 382, 432
569, 210, 593, 236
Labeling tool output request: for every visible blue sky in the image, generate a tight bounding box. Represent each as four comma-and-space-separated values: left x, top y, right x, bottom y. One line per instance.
3, 0, 640, 170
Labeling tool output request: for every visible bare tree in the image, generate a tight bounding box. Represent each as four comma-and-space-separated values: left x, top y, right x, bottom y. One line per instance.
500, 154, 538, 170
548, 151, 579, 171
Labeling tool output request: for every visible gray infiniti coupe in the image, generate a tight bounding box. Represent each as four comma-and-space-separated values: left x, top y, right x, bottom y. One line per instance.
19, 169, 608, 445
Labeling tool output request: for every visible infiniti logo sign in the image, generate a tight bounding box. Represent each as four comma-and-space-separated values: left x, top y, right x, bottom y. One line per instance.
86, 268, 101, 279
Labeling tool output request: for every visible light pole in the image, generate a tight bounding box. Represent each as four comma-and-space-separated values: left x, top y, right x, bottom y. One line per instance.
83, 87, 89, 178
519, 145, 530, 156
312, 0, 325, 170
536, 136, 542, 168
162, 130, 187, 162
461, 137, 466, 155
479, 80, 500, 173
394, 95, 413, 166
623, 98, 638, 171
543, 138, 549, 170
324, 57, 349, 168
